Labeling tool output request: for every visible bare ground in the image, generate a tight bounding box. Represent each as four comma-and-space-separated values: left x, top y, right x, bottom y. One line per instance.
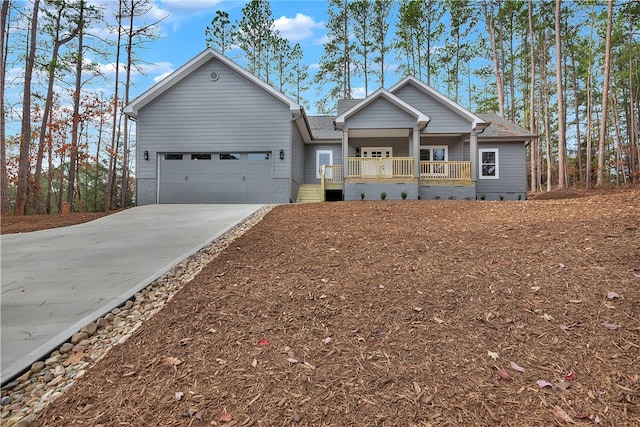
10, 188, 640, 426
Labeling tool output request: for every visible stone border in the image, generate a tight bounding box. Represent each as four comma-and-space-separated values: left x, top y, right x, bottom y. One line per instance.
0, 205, 274, 427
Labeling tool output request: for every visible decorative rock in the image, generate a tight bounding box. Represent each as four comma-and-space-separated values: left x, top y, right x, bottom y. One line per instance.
13, 413, 36, 427
58, 343, 73, 354
1, 396, 12, 405
124, 300, 134, 309
44, 356, 60, 366
53, 365, 64, 377
71, 332, 88, 345
16, 371, 30, 383
81, 323, 98, 336
30, 361, 45, 374
111, 307, 121, 315
104, 312, 115, 321
96, 317, 109, 328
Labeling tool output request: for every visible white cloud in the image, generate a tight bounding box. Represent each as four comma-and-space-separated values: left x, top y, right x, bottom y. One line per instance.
315, 34, 330, 45
350, 87, 366, 99
273, 13, 324, 42
153, 71, 173, 83
309, 63, 321, 71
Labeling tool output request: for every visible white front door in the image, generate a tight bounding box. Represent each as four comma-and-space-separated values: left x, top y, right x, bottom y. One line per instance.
362, 147, 393, 177
316, 150, 333, 179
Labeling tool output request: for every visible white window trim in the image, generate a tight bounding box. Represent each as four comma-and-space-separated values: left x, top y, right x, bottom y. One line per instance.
479, 148, 499, 179
316, 150, 333, 179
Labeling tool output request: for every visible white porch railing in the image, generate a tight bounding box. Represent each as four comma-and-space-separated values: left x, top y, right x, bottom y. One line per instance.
348, 157, 414, 178
420, 161, 471, 180
320, 160, 471, 183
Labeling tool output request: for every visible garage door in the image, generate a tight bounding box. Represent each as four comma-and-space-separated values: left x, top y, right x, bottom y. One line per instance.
158, 152, 274, 203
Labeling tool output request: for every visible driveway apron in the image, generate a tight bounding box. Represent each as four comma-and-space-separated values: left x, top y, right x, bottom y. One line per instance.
1, 204, 263, 384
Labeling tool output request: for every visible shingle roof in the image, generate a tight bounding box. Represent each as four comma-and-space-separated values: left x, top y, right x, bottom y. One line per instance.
306, 116, 341, 139
475, 113, 537, 139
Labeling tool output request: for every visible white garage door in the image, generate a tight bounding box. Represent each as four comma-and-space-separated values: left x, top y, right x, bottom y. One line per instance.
158, 152, 274, 203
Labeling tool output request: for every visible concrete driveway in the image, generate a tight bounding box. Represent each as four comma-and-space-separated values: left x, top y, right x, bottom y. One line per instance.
1, 204, 263, 384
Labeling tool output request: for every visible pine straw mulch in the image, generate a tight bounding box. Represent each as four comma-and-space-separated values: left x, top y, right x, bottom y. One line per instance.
33, 190, 640, 426
1, 211, 119, 234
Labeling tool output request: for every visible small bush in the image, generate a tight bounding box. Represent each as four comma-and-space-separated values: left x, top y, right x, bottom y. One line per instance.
360, 192, 365, 200
448, 195, 456, 200
480, 194, 486, 200
517, 194, 522, 201
380, 192, 387, 200
401, 191, 408, 200
499, 195, 505, 201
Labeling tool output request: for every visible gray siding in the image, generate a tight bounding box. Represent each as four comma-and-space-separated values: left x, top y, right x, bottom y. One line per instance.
136, 57, 292, 203
344, 97, 417, 129
475, 142, 527, 199
393, 85, 471, 134
304, 144, 341, 184
291, 122, 305, 202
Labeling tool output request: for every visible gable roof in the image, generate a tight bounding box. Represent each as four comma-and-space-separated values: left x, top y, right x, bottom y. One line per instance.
476, 113, 537, 139
123, 48, 301, 119
334, 88, 430, 130
389, 76, 488, 130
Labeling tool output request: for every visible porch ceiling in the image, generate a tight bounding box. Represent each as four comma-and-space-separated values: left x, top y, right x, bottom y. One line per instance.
347, 128, 411, 138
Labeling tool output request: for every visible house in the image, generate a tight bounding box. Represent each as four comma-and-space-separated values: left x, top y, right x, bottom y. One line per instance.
124, 48, 535, 204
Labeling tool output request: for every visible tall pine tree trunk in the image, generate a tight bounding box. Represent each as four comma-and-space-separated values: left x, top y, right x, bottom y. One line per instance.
596, 0, 613, 186
16, 0, 40, 215
0, 0, 9, 215
66, 2, 85, 210
528, 0, 538, 193
555, 0, 567, 188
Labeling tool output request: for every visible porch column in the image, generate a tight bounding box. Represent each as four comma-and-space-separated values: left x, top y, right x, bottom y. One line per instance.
342, 129, 349, 177
413, 127, 420, 178
470, 129, 478, 181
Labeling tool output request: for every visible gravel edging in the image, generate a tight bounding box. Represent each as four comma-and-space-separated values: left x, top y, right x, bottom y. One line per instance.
0, 205, 275, 427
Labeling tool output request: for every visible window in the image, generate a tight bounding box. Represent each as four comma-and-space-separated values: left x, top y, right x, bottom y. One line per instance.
191, 154, 211, 160
479, 149, 499, 179
219, 153, 240, 160
316, 150, 333, 179
420, 146, 448, 176
164, 154, 183, 160
248, 152, 270, 160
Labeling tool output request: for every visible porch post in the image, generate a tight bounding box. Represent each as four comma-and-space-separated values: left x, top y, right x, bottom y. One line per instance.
342, 129, 349, 177
413, 127, 420, 178
470, 129, 478, 181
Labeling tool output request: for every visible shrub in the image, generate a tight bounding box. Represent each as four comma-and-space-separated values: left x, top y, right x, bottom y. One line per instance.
480, 194, 486, 200
380, 192, 387, 200
499, 195, 504, 201
401, 191, 408, 200
517, 194, 522, 201
360, 192, 365, 200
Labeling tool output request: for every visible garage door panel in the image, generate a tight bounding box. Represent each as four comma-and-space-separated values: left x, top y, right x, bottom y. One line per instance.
159, 152, 273, 204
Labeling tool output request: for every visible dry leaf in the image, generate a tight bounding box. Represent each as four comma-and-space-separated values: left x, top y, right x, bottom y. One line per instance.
413, 306, 423, 312
603, 323, 620, 330
216, 358, 226, 365
251, 358, 257, 368
323, 337, 333, 344
568, 299, 581, 304
413, 381, 422, 393
65, 350, 86, 366
175, 391, 184, 401
161, 356, 182, 367
287, 358, 298, 364
559, 263, 566, 268
542, 313, 553, 321
553, 405, 575, 424
195, 411, 203, 421
487, 351, 499, 360
607, 291, 620, 299
509, 361, 525, 373
560, 324, 570, 331
258, 339, 270, 346
497, 368, 510, 380
555, 381, 571, 390
219, 412, 233, 422
292, 411, 302, 422
433, 317, 444, 324
536, 380, 553, 388
594, 414, 601, 423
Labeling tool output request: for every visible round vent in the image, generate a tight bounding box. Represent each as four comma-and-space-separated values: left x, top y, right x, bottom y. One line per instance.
209, 72, 219, 81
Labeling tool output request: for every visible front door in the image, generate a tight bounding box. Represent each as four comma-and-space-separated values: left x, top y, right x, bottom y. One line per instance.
362, 147, 393, 177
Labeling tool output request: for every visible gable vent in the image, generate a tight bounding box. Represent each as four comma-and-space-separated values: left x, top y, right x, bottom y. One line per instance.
209, 72, 219, 81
